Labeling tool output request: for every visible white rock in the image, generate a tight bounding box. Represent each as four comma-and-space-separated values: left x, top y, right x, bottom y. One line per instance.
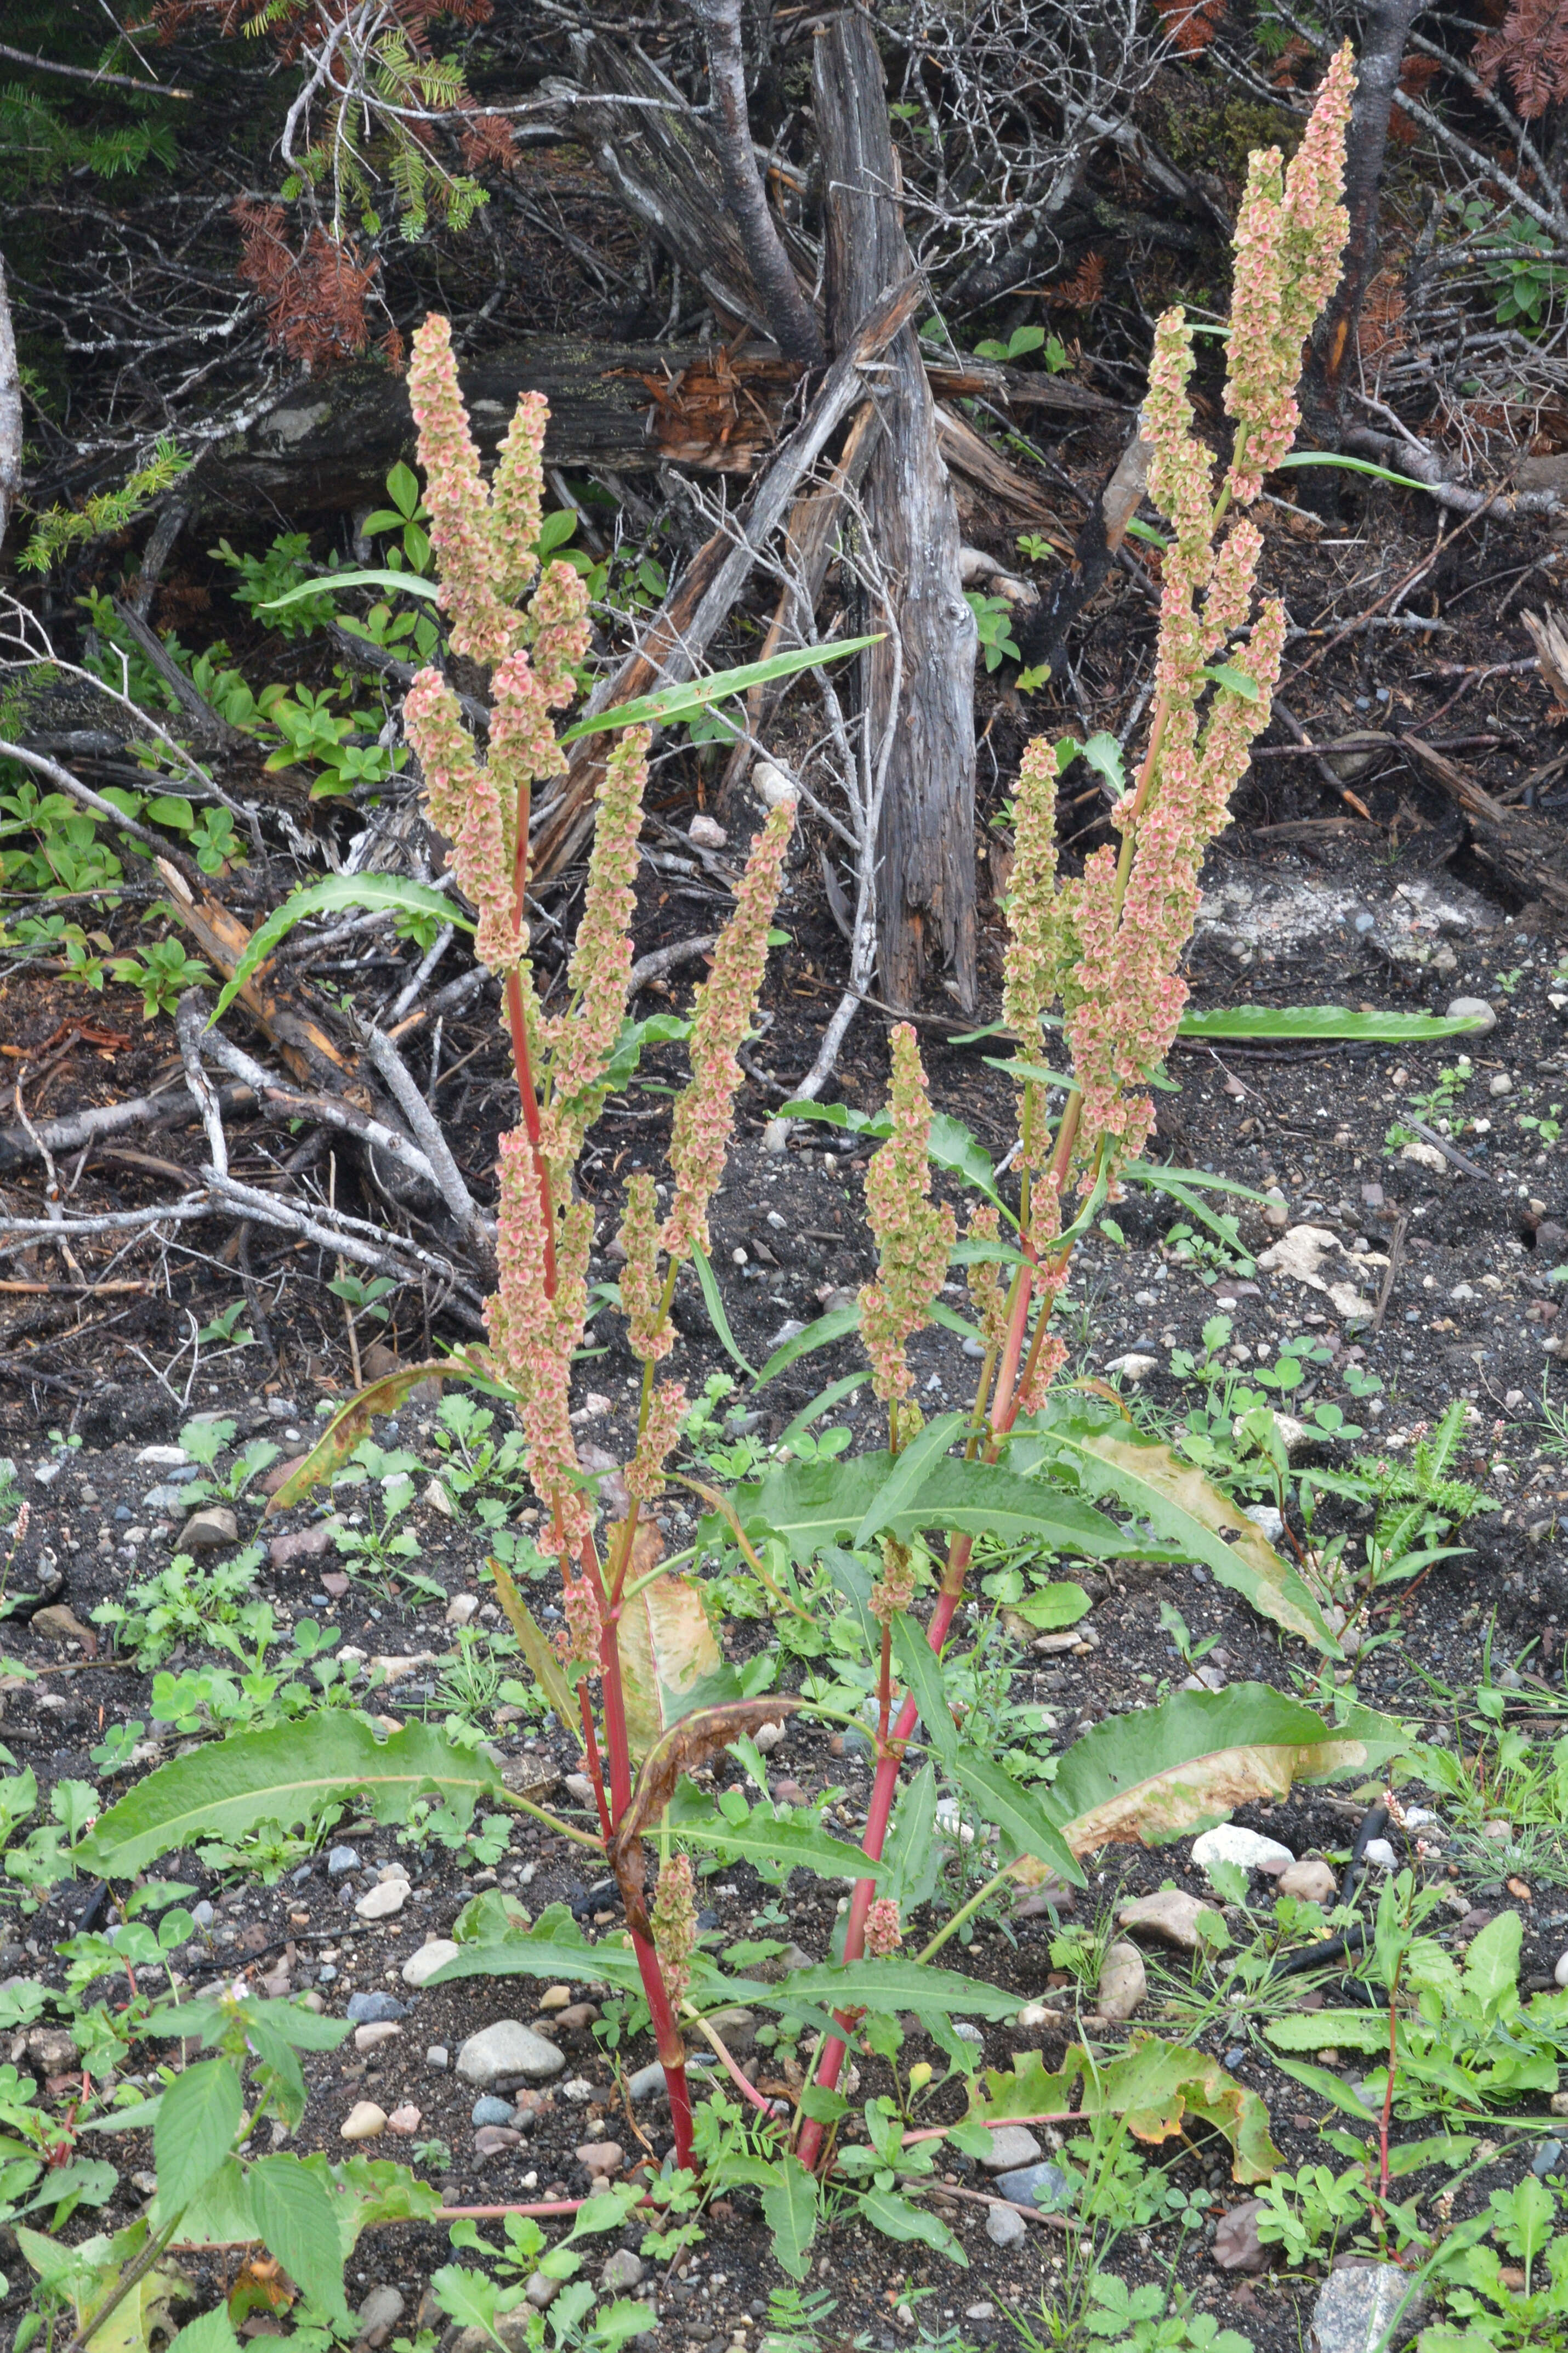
1118, 1889, 1212, 1951
355, 1880, 407, 1920
1446, 996, 1496, 1034
761, 1119, 791, 1156
341, 2101, 387, 2141
354, 2021, 402, 2051
403, 1939, 460, 1988
564, 1773, 597, 1807
1277, 1857, 1337, 1904
1242, 1501, 1285, 1542
1106, 1353, 1160, 1382
752, 1719, 787, 1753
137, 1445, 189, 1467
1097, 1940, 1147, 2021
1400, 1140, 1448, 1172
1014, 2003, 1052, 2030
456, 2020, 566, 2088
986, 2202, 1027, 2248
1491, 1073, 1513, 1097
1554, 1950, 1568, 1988
424, 1479, 455, 1518
1360, 1838, 1397, 1871
751, 761, 797, 809
935, 1798, 977, 1846
445, 1593, 480, 1627
982, 2125, 1043, 2171
688, 813, 728, 849
1192, 1825, 1295, 1881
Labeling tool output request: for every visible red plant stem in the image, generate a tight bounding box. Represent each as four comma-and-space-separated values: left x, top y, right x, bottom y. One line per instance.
877, 1620, 892, 1750
577, 1681, 613, 1846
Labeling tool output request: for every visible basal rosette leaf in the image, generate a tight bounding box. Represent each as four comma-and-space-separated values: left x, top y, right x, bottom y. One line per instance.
970, 2039, 1281, 2182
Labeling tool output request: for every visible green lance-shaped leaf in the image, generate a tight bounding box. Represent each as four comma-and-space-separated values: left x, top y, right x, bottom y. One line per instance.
950, 1745, 1084, 1888
76, 1716, 504, 1879
487, 1553, 578, 1736
664, 1782, 890, 1884
738, 1450, 1145, 1570
856, 2184, 967, 2267
153, 2057, 242, 2213
1035, 1682, 1403, 1867
558, 637, 882, 742
890, 1610, 957, 1767
1176, 1004, 1492, 1045
1040, 1409, 1342, 1653
759, 2154, 819, 2281
210, 875, 469, 1025
853, 1413, 967, 1550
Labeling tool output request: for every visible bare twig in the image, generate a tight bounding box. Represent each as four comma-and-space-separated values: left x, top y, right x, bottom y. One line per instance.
174, 991, 229, 1180
362, 1024, 487, 1245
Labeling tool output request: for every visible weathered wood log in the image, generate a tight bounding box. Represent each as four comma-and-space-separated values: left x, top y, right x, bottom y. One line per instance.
529, 275, 927, 883
814, 13, 978, 1012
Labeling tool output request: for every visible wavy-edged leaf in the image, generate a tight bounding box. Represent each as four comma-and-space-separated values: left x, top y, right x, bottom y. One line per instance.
1041, 1683, 1400, 1862
559, 636, 880, 743
856, 2184, 967, 2266
263, 1353, 488, 1517
487, 1555, 576, 1735
927, 1113, 1006, 1210
951, 1747, 1083, 1887
1042, 1410, 1341, 1653
248, 2155, 348, 2322
616, 1535, 724, 1759
1014, 1583, 1090, 1630
428, 1935, 647, 1994
211, 877, 468, 1025
77, 1717, 503, 1879
760, 2154, 819, 2281
751, 1307, 861, 1393
167, 2307, 244, 2353
739, 1451, 1139, 1570
154, 2057, 241, 2212
1263, 2012, 1397, 2056
664, 1781, 885, 1884
1267, 2054, 1380, 2124
853, 1415, 965, 1550
762, 1957, 1025, 2023
970, 2039, 1281, 2182
1177, 1004, 1489, 1045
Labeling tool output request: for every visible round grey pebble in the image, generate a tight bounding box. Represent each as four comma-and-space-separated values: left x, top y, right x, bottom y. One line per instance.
347, 1991, 406, 2025
985, 2203, 1026, 2248
327, 1846, 362, 1876
471, 2096, 515, 2127
1446, 995, 1496, 1034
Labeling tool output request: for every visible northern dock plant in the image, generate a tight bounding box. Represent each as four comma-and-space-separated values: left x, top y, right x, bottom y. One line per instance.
72, 43, 1378, 2283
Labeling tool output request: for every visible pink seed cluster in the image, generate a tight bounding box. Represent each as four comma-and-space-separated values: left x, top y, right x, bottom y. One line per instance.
871, 1536, 917, 1626
864, 1898, 903, 1958
963, 1204, 1011, 1354
859, 1025, 956, 1409
1002, 734, 1069, 1049
1223, 46, 1355, 504
615, 1172, 672, 1364
555, 1573, 604, 1682
487, 1137, 592, 1566
651, 1851, 698, 2006
663, 801, 794, 1264
542, 727, 650, 1171
627, 1380, 688, 1507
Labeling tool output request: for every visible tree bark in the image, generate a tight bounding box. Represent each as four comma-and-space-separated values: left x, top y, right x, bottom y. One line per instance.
0, 252, 22, 553
1300, 3, 1424, 444
686, 0, 824, 364
813, 13, 978, 1012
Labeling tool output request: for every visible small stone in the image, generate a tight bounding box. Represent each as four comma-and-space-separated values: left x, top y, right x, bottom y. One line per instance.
403, 1938, 460, 1988
474, 2124, 522, 2155
1360, 1838, 1398, 1871
553, 2003, 598, 2032
964, 2310, 995, 2327
29, 1604, 96, 1651
1310, 2262, 1425, 2353
992, 2161, 1071, 2210
751, 761, 796, 809
1482, 1818, 1513, 1842
1491, 1072, 1514, 1097
1446, 996, 1497, 1035
753, 1719, 787, 1753
269, 1522, 339, 1567
137, 1444, 189, 1468
539, 1985, 573, 2010
341, 2101, 388, 2141
1213, 2200, 1267, 2275
356, 2287, 407, 2337
347, 1991, 406, 2024
1278, 1858, 1338, 1905
426, 2045, 449, 2071
456, 2020, 566, 2088
626, 2061, 675, 2103
560, 2075, 597, 2102
445, 1593, 481, 1627
1118, 1889, 1214, 1951
191, 1900, 215, 1930
1533, 2139, 1563, 2176
354, 2022, 401, 2053
1192, 1825, 1295, 1882
356, 1881, 407, 1920
328, 1847, 361, 1876
525, 2275, 560, 2312
1554, 1950, 1568, 1988
981, 2125, 1043, 2172
1553, 2091, 1568, 2117
564, 1773, 597, 1806
598, 2250, 643, 2294
472, 2096, 517, 2127
689, 813, 728, 849
703, 2006, 757, 2054
1097, 1941, 1147, 2021
179, 1505, 239, 1552
424, 1479, 455, 1518
985, 2203, 1027, 2248
1105, 1352, 1160, 1382
575, 2140, 625, 2176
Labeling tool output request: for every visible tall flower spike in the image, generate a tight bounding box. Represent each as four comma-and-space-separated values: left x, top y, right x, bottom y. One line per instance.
403, 669, 519, 977
490, 387, 548, 599
964, 1204, 1010, 1356
407, 314, 517, 668
1002, 734, 1068, 1044
858, 1025, 957, 1411
487, 1136, 592, 1565
616, 1172, 672, 1363
1223, 46, 1355, 504
542, 727, 649, 1172
663, 799, 794, 1264
627, 1380, 688, 1508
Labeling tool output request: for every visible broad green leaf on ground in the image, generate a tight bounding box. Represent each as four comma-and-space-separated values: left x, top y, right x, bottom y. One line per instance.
211, 876, 469, 1025
559, 637, 880, 742
1037, 1684, 1400, 1864
760, 2154, 819, 2280
759, 1957, 1026, 2025
1264, 2013, 1394, 2056
950, 1747, 1083, 1886
264, 1353, 488, 1515
149, 2156, 254, 2249
856, 2184, 967, 2266
1041, 1409, 1342, 1653
1013, 1583, 1092, 1629
153, 2058, 241, 2212
247, 2154, 349, 2322
738, 1450, 1144, 1569
77, 1717, 504, 1878
167, 2308, 243, 2353
1177, 1005, 1493, 1045
970, 2040, 1281, 2182
487, 1555, 577, 1734
617, 1562, 724, 1757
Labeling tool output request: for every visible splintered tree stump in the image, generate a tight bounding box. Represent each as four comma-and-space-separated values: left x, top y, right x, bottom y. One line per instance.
813, 14, 978, 1012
